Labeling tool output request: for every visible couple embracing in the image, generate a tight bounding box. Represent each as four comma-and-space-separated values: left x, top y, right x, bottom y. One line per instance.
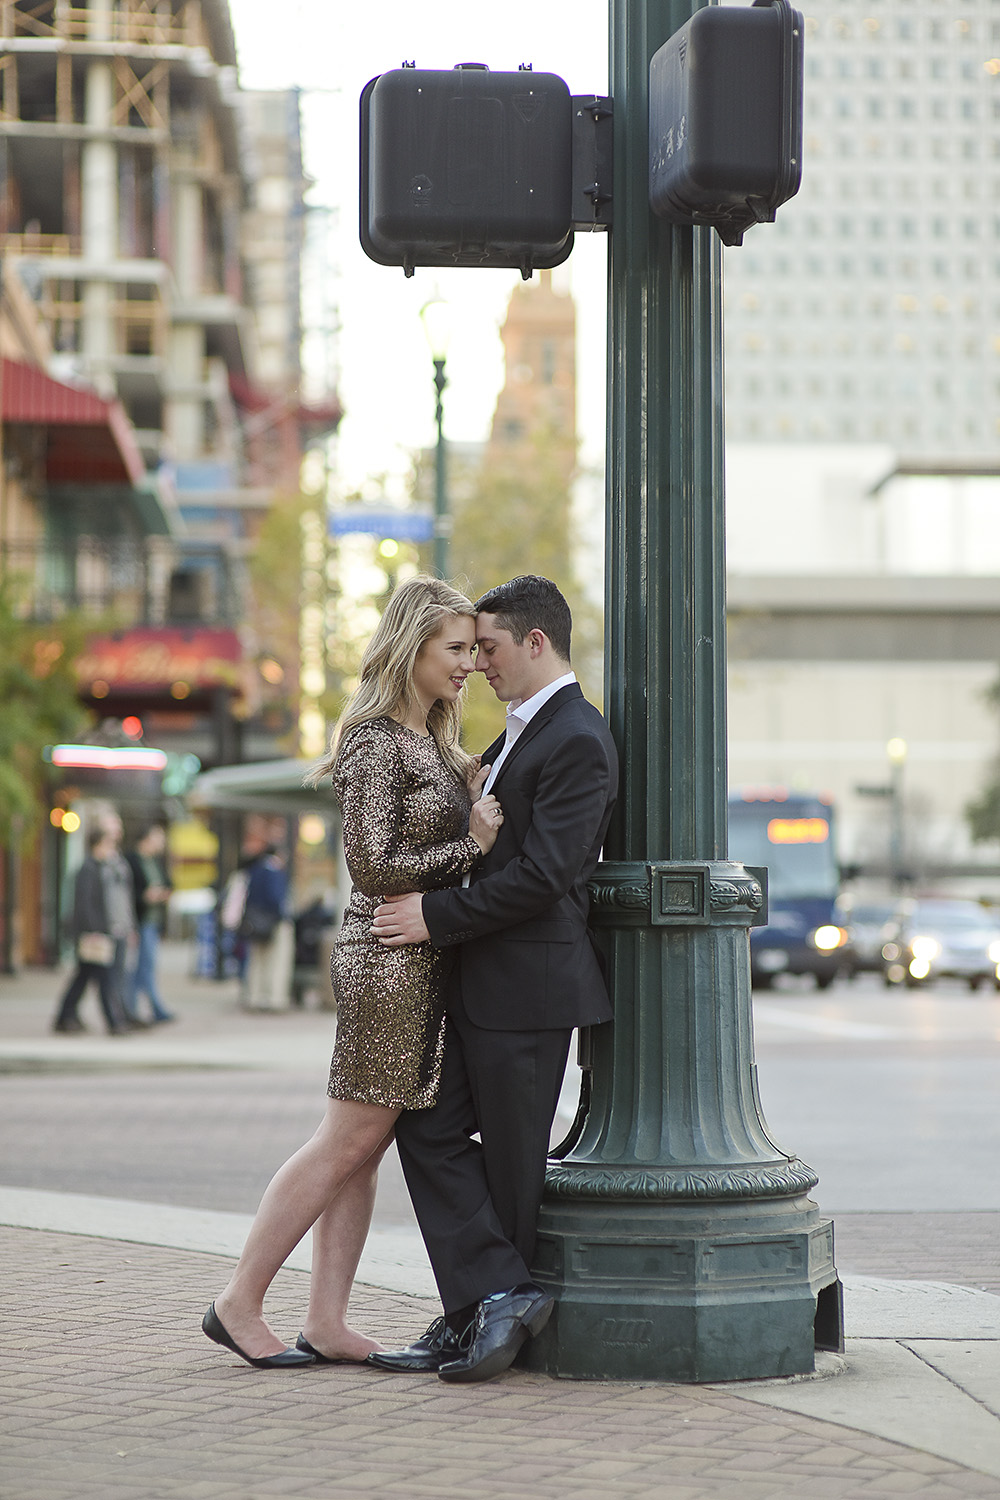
203, 574, 618, 1384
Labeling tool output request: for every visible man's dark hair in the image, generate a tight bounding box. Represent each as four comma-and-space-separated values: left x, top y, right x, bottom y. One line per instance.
475, 576, 572, 662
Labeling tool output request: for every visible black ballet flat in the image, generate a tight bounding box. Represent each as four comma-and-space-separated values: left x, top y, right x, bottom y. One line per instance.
202, 1302, 315, 1369
295, 1333, 368, 1365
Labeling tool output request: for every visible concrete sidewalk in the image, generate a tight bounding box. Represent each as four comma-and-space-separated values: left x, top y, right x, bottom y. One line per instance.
3, 950, 1000, 1496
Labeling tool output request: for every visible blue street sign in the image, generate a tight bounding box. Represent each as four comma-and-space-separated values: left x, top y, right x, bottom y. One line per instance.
329, 510, 433, 542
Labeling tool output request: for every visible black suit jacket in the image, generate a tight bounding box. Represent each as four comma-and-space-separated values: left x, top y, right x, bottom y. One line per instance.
422, 683, 618, 1031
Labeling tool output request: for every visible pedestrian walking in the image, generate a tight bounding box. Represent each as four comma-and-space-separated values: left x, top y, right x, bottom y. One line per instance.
95, 810, 138, 1024
125, 823, 174, 1024
52, 826, 133, 1035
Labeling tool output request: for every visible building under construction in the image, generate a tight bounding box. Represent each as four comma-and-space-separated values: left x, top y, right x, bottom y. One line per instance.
0, 0, 340, 965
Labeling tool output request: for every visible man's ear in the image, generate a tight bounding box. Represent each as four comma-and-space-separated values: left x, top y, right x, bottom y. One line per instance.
527, 629, 547, 658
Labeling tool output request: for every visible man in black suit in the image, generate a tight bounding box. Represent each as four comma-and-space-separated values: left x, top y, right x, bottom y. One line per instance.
369, 576, 618, 1383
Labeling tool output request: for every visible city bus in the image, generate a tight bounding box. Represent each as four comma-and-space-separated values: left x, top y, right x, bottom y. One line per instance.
728, 789, 847, 989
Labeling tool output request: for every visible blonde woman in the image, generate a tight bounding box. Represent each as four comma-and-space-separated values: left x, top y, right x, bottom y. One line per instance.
203, 577, 503, 1368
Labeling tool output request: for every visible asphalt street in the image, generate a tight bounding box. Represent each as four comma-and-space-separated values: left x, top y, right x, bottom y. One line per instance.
2, 959, 998, 1260
751, 980, 1000, 1214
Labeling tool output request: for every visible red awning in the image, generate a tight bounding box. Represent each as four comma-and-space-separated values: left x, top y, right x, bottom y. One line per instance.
0, 357, 146, 486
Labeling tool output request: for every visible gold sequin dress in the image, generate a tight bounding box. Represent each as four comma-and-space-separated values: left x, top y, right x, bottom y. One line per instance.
328, 717, 481, 1109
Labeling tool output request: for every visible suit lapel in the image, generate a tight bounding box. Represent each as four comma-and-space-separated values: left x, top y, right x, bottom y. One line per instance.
481, 731, 505, 767
486, 683, 582, 790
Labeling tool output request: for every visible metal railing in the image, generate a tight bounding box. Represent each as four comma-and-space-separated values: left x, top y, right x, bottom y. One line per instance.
0, 536, 242, 626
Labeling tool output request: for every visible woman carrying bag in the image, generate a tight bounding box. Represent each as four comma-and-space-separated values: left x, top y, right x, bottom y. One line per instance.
52, 826, 133, 1036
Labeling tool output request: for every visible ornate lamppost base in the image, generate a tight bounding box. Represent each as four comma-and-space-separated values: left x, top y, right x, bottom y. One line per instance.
519, 860, 844, 1383
522, 1189, 842, 1383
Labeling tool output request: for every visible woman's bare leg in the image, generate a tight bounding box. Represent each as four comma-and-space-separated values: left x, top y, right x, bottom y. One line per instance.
300, 1135, 393, 1360
213, 1097, 398, 1358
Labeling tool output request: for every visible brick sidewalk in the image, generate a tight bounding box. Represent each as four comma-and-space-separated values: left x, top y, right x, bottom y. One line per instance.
3, 1227, 997, 1500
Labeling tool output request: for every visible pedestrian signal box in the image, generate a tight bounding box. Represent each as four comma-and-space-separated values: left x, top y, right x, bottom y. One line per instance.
360, 65, 574, 277
648, 0, 804, 246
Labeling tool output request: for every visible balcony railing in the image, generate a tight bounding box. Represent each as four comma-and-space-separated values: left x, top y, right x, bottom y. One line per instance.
0, 536, 242, 626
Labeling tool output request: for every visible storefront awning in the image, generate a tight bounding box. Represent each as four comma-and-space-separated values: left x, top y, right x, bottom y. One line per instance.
1, 356, 146, 487
191, 758, 333, 815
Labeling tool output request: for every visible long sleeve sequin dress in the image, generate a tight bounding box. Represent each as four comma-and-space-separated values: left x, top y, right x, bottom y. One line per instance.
328, 717, 481, 1109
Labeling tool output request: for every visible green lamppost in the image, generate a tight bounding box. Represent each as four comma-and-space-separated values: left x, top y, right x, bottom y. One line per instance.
525, 0, 843, 1382
420, 297, 451, 579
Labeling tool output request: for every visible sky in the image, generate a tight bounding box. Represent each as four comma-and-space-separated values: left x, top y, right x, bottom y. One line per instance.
229, 0, 612, 497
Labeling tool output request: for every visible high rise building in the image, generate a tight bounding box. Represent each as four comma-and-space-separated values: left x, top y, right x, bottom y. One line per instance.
723, 0, 1000, 457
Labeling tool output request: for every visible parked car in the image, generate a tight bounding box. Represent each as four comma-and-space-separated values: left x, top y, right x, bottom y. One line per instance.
881, 898, 1000, 991
837, 898, 901, 979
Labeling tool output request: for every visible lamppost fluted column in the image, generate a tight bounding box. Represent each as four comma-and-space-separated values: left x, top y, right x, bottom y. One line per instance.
523, 0, 843, 1383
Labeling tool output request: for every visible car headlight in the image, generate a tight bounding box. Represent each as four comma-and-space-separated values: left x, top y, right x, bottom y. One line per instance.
811, 924, 846, 952
910, 935, 940, 962
988, 940, 1000, 964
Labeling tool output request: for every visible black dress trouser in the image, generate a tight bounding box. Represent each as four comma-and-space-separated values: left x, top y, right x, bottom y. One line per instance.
55, 960, 124, 1032
394, 975, 572, 1315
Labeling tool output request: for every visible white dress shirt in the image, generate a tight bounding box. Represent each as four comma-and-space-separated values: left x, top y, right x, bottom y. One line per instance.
482, 671, 577, 796
461, 671, 577, 889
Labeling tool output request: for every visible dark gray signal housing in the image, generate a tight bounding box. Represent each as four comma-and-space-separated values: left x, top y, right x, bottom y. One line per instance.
648, 0, 804, 246
360, 65, 574, 277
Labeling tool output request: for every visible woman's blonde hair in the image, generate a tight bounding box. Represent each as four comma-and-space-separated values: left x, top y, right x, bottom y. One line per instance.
310, 575, 477, 784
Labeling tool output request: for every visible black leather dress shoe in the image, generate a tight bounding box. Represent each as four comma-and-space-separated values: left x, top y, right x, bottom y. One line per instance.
202, 1302, 315, 1369
437, 1284, 554, 1384
365, 1315, 464, 1373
